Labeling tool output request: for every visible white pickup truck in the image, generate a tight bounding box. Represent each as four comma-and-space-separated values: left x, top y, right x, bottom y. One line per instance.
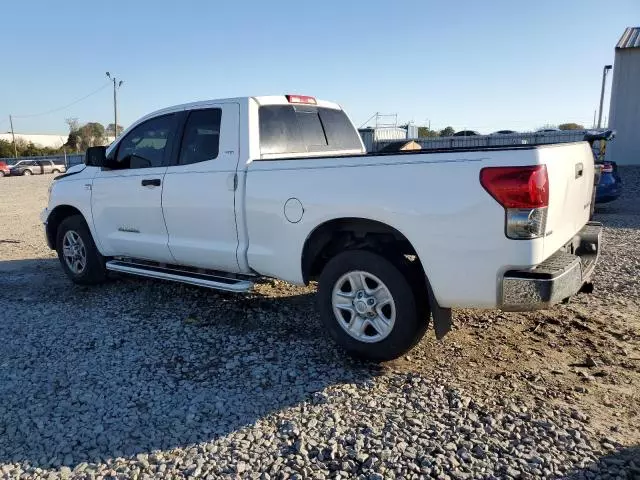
42, 94, 602, 361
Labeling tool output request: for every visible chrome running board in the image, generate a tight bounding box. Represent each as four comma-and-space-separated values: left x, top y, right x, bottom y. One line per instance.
105, 259, 254, 293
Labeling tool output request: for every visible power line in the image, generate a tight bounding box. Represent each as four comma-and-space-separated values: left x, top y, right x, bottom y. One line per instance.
11, 82, 110, 119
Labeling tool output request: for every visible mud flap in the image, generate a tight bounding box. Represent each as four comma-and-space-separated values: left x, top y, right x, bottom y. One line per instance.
426, 277, 452, 339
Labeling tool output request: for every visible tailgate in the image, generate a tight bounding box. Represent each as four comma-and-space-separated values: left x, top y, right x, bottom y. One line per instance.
539, 142, 595, 258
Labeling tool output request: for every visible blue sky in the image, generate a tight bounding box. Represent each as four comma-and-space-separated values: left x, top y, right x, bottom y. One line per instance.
1, 0, 638, 135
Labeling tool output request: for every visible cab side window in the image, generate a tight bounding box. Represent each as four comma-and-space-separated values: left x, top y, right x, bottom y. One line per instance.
178, 109, 222, 165
114, 114, 175, 169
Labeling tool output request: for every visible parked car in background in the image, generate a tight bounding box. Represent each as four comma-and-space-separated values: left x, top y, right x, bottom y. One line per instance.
0, 161, 10, 177
9, 160, 66, 176
9, 160, 41, 175
452, 130, 480, 136
595, 161, 622, 203
584, 129, 623, 205
491, 130, 518, 135
537, 128, 560, 132
41, 160, 66, 174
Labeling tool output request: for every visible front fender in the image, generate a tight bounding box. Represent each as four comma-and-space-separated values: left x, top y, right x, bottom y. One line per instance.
45, 167, 103, 253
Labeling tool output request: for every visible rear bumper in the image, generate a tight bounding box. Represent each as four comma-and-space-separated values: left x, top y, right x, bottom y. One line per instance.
500, 222, 602, 311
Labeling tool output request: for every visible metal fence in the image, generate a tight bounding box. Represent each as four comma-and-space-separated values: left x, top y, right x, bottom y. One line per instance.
374, 129, 605, 152
0, 153, 85, 167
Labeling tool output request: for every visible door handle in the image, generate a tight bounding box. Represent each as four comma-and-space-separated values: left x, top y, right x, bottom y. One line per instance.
141, 179, 161, 187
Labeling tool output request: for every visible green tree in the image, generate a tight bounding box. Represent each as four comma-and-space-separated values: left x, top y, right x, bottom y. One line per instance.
22, 142, 42, 157
439, 126, 455, 137
418, 127, 439, 138
0, 139, 15, 158
65, 131, 79, 151
558, 123, 585, 131
106, 123, 124, 137
75, 122, 106, 150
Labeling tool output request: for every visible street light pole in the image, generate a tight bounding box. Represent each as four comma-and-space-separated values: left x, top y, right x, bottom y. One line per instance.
106, 72, 124, 138
597, 65, 612, 129
8, 115, 17, 159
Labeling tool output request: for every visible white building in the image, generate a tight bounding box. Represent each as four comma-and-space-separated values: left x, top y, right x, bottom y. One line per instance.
607, 27, 640, 165
0, 133, 116, 150
0, 133, 68, 148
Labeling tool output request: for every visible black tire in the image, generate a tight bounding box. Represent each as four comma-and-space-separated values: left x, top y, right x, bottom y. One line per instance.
317, 249, 429, 362
52, 169, 60, 174
23, 169, 32, 176
56, 215, 107, 285
0, 171, 4, 177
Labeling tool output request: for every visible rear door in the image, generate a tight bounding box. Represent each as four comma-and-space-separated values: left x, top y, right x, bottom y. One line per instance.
161, 103, 241, 272
91, 113, 178, 262
540, 142, 595, 256
39, 161, 53, 174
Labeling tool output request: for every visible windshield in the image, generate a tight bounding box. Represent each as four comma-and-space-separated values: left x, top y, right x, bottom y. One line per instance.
259, 105, 362, 157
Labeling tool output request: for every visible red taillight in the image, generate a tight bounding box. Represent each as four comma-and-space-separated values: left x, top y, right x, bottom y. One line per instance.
601, 162, 614, 173
480, 165, 549, 208
285, 94, 317, 105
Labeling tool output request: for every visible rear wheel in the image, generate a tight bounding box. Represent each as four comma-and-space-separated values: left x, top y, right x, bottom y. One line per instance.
56, 215, 107, 285
52, 169, 60, 174
317, 249, 428, 361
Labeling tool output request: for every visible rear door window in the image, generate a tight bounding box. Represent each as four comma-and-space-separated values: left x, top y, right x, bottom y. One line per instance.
178, 109, 222, 165
259, 105, 361, 156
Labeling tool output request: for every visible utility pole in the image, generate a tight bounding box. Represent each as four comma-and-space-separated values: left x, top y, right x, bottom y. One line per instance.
597, 65, 612, 129
8, 115, 17, 159
105, 72, 124, 138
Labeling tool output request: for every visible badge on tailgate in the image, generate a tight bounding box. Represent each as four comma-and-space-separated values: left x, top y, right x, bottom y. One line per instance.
575, 162, 584, 179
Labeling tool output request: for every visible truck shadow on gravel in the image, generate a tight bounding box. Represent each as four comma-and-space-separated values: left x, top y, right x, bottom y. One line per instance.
564, 445, 640, 479
1, 259, 638, 476
0, 257, 381, 470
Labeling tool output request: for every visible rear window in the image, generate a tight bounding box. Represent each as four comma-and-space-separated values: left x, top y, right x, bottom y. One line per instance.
259, 105, 362, 156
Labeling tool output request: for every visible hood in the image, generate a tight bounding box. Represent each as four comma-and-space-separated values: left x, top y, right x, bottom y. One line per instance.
53, 164, 87, 181
65, 164, 86, 175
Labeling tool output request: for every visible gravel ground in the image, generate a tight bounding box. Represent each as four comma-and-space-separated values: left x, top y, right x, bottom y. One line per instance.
0, 171, 639, 480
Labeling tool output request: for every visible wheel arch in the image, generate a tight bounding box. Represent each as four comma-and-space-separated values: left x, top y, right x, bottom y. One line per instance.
45, 205, 86, 250
301, 217, 422, 283
301, 216, 453, 339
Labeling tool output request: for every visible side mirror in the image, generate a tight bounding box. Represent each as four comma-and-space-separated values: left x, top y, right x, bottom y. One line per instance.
85, 146, 107, 167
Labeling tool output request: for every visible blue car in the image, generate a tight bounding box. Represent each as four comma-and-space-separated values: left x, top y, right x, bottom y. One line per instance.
583, 129, 622, 204
595, 161, 623, 203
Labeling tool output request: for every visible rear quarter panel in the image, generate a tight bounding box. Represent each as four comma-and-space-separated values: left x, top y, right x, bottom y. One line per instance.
245, 149, 550, 308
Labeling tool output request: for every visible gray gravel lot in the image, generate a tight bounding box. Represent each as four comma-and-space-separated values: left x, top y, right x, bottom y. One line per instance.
0, 171, 639, 479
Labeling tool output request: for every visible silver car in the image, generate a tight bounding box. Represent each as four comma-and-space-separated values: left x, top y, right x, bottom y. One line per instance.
9, 160, 66, 176
39, 160, 67, 174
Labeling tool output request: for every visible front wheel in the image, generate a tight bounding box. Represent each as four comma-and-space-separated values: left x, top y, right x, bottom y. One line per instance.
56, 215, 107, 285
22, 170, 32, 176
317, 249, 428, 361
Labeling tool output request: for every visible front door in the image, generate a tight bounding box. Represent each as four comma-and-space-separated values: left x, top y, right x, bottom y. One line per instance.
91, 113, 178, 263
162, 103, 241, 272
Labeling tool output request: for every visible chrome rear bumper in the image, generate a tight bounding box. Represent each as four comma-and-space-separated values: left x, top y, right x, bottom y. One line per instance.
501, 222, 602, 311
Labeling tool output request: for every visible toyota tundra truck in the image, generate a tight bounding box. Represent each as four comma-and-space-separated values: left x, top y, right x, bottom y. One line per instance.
41, 95, 602, 361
